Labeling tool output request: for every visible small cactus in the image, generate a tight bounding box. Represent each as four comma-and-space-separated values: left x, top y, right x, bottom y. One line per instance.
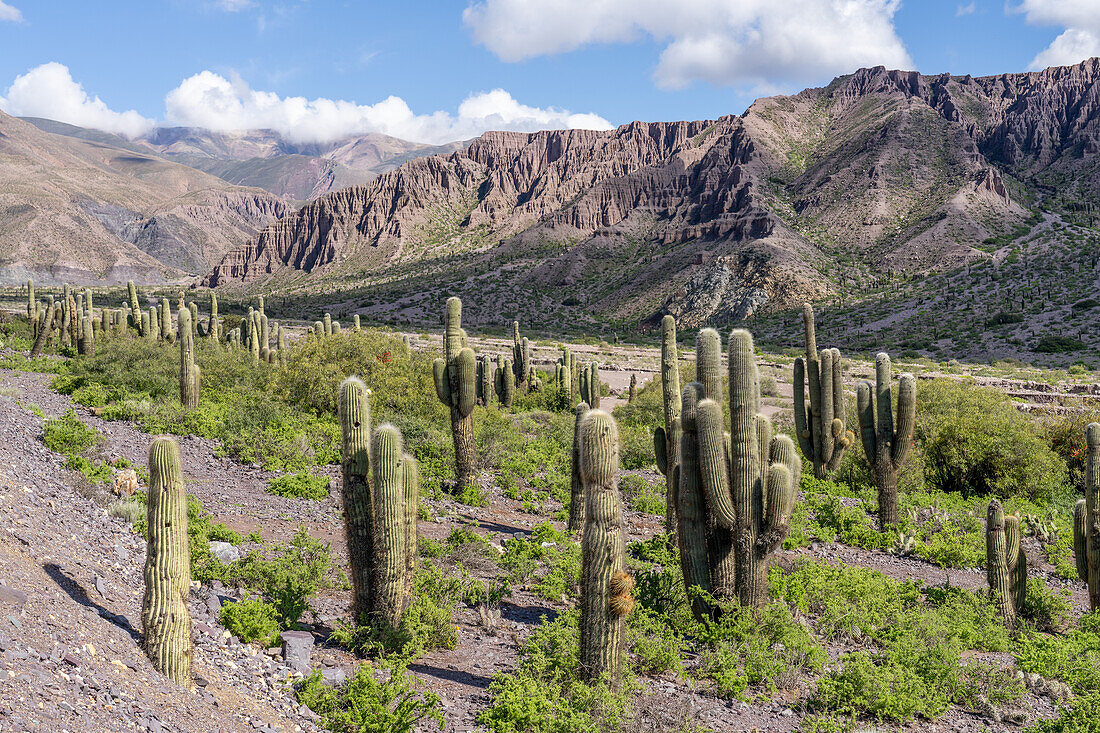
987, 499, 1027, 629
1073, 423, 1100, 611
577, 409, 629, 685
857, 353, 915, 530
142, 437, 193, 685
353, 314, 361, 332
794, 303, 854, 479
432, 298, 478, 488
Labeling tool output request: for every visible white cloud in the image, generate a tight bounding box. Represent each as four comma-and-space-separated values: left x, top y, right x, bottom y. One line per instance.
462, 0, 912, 90
163, 71, 612, 144
1015, 1, 1100, 69
0, 62, 154, 137
956, 3, 976, 17
0, 1, 23, 22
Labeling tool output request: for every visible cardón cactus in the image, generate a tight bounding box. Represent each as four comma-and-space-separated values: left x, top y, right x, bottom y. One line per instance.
577, 409, 630, 685
142, 437, 192, 685
794, 303, 853, 479
339, 377, 375, 621
567, 401, 590, 531
179, 308, 200, 409
433, 297, 478, 489
1073, 423, 1100, 611
856, 353, 916, 530
986, 499, 1026, 629
653, 315, 682, 537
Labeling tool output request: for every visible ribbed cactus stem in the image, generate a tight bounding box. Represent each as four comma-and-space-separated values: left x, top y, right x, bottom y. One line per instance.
79, 316, 95, 356
857, 353, 916, 530
658, 315, 682, 536
1079, 423, 1100, 611
794, 303, 853, 479
499, 358, 515, 408
323, 313, 332, 336
402, 454, 419, 596
142, 437, 192, 685
339, 377, 375, 621
179, 308, 200, 409
30, 302, 55, 358
26, 280, 36, 337
128, 281, 143, 334
677, 383, 712, 620
208, 292, 219, 342
160, 298, 173, 343
84, 289, 93, 316
986, 500, 1025, 629
433, 298, 477, 488
567, 402, 590, 531
578, 410, 628, 685
353, 314, 361, 332
372, 424, 408, 628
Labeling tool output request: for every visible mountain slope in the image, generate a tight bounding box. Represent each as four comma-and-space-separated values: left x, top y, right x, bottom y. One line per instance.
0, 111, 290, 284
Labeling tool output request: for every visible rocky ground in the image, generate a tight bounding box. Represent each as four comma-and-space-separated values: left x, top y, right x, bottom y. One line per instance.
0, 362, 1087, 732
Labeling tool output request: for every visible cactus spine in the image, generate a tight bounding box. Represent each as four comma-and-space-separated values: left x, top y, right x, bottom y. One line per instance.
179, 308, 200, 409
856, 353, 916, 530
1074, 423, 1100, 611
432, 298, 478, 489
567, 401, 591, 531
986, 499, 1026, 629
577, 409, 629, 684
794, 304, 853, 479
142, 437, 192, 685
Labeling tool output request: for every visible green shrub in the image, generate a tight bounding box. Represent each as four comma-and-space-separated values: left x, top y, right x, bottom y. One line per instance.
266, 472, 331, 500
297, 660, 443, 733
219, 595, 281, 647
620, 474, 665, 515
42, 410, 100, 454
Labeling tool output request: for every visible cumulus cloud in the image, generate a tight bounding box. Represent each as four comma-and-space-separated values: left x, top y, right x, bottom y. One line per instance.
1016, 1, 1100, 69
0, 1, 22, 22
956, 3, 976, 17
0, 62, 155, 137
163, 71, 613, 144
462, 0, 912, 90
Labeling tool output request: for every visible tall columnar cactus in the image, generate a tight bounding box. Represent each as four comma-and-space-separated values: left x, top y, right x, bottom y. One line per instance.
433, 297, 478, 488
147, 307, 158, 341
260, 313, 270, 361
324, 313, 333, 336
26, 279, 37, 337
654, 315, 683, 536
188, 302, 199, 339
207, 291, 219, 342
100, 308, 110, 334
30, 302, 55, 358
680, 329, 800, 611
1074, 423, 1100, 611
511, 322, 528, 391
84, 288, 93, 316
577, 409, 630, 685
128, 281, 143, 334
794, 303, 853, 479
580, 362, 602, 408
249, 310, 261, 365
338, 378, 418, 627
476, 356, 493, 406
856, 353, 916, 530
160, 298, 174, 343
79, 315, 95, 356
495, 356, 515, 408
567, 401, 591, 531
179, 308, 200, 410
142, 437, 193, 685
277, 325, 287, 367
353, 314, 361, 333
986, 499, 1026, 629
556, 361, 572, 402
340, 377, 376, 621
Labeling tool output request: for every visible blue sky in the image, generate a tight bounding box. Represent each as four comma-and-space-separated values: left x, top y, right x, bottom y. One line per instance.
0, 0, 1095, 144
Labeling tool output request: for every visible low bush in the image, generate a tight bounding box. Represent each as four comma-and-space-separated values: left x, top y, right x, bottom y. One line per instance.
297, 660, 443, 733
266, 472, 331, 500
219, 595, 281, 647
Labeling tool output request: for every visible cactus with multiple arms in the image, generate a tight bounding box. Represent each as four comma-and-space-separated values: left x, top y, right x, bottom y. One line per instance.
856, 353, 916, 530
179, 308, 200, 409
986, 499, 1027, 629
577, 409, 630, 685
793, 304, 853, 479
433, 298, 478, 489
1074, 423, 1100, 611
142, 437, 193, 685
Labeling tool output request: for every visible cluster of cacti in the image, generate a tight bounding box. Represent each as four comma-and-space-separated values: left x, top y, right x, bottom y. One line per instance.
677, 328, 800, 615
495, 355, 515, 408
857, 353, 916, 530
556, 347, 575, 401
142, 436, 193, 685
1073, 423, 1100, 612
338, 377, 419, 627
432, 298, 478, 488
986, 499, 1027, 629
178, 308, 201, 409
653, 315, 682, 536
794, 303, 854, 480
577, 408, 631, 685
512, 322, 531, 391
579, 362, 601, 408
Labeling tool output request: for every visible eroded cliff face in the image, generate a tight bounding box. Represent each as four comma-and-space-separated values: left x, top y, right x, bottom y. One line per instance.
202, 59, 1100, 325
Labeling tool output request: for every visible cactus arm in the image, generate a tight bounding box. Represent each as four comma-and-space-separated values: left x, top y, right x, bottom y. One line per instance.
433, 359, 450, 403
696, 398, 735, 529
696, 329, 723, 402
856, 382, 877, 462
455, 347, 477, 418
874, 353, 894, 465
1075, 499, 1089, 582
793, 357, 815, 461
676, 388, 711, 622
891, 373, 916, 469
654, 426, 667, 475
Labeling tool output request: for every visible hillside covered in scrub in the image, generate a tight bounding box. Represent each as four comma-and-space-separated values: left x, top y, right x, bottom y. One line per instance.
1, 284, 1100, 732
